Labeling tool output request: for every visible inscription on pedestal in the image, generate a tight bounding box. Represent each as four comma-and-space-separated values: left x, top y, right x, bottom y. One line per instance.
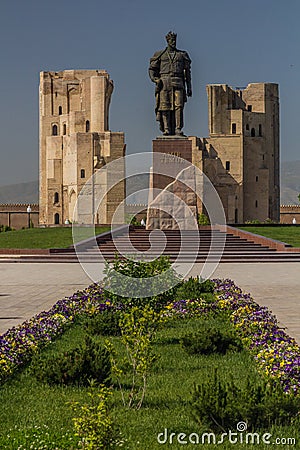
147, 138, 198, 230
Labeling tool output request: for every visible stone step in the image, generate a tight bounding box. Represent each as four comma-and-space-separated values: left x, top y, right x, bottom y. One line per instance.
80, 250, 300, 257
91, 245, 275, 252
93, 240, 273, 247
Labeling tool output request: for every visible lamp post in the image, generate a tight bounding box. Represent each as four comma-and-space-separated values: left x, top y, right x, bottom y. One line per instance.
27, 205, 32, 228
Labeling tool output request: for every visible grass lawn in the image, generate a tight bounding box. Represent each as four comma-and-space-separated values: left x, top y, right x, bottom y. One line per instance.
0, 226, 110, 249
238, 226, 300, 247
0, 261, 299, 449
0, 314, 298, 449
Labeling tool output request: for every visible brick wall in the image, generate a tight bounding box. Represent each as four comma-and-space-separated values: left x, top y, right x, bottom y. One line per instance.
0, 204, 39, 229
280, 205, 300, 224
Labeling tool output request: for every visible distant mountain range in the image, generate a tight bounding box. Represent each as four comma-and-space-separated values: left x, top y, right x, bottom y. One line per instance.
280, 161, 300, 205
0, 180, 39, 204
0, 161, 299, 205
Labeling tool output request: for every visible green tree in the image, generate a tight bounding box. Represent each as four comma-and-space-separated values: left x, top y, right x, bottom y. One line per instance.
106, 306, 163, 409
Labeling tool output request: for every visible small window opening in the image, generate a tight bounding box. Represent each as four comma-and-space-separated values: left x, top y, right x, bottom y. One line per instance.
85, 120, 90, 132
256, 176, 258, 182
54, 192, 59, 203
246, 124, 249, 131
232, 123, 236, 134
58, 106, 62, 115
251, 128, 256, 137
80, 169, 86, 179
54, 213, 60, 224
262, 154, 265, 161
63, 123, 67, 135
255, 200, 258, 208
248, 105, 252, 112
225, 161, 230, 171
52, 124, 58, 136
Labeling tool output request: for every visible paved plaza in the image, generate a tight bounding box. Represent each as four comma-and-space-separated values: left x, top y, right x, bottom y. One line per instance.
0, 261, 299, 344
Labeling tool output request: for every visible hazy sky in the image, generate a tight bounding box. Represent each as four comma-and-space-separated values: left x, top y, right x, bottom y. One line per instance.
0, 0, 299, 186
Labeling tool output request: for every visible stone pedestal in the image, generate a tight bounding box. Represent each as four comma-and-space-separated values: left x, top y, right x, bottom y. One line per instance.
153, 136, 193, 161
146, 137, 199, 230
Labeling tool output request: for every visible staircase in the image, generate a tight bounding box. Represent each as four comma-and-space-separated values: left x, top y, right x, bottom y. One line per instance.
75, 226, 300, 263
2, 226, 300, 263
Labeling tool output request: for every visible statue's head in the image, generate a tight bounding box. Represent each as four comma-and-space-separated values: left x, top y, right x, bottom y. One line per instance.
165, 31, 177, 49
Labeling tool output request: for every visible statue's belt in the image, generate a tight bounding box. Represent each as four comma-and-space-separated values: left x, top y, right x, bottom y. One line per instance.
160, 74, 184, 78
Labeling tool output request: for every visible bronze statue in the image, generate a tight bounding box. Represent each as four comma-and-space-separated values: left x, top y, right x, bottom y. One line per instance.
149, 32, 192, 136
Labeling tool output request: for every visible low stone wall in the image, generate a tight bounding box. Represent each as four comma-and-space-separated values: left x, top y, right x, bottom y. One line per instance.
280, 205, 300, 224
0, 248, 48, 255
225, 225, 300, 252
0, 204, 39, 230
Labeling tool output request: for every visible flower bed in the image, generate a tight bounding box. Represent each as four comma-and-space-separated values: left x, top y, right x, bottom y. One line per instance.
0, 278, 299, 397
0, 284, 111, 383
214, 279, 300, 395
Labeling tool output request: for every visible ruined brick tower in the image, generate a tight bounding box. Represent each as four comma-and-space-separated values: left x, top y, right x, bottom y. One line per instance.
39, 69, 125, 225
201, 82, 280, 223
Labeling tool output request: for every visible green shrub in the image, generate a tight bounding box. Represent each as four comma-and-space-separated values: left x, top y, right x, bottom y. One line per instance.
71, 383, 123, 449
181, 329, 242, 355
181, 317, 242, 355
197, 213, 210, 225
175, 276, 215, 301
103, 254, 181, 310
245, 219, 261, 224
125, 214, 139, 226
30, 336, 111, 386
191, 368, 300, 431
85, 310, 121, 336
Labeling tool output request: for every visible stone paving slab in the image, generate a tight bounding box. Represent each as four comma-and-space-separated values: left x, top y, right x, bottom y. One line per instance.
0, 262, 299, 344
0, 263, 91, 334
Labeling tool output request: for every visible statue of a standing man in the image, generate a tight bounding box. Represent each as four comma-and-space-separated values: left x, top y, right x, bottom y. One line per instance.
149, 32, 192, 136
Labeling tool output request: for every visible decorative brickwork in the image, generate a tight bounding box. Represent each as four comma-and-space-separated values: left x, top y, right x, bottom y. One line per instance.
280, 205, 300, 224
